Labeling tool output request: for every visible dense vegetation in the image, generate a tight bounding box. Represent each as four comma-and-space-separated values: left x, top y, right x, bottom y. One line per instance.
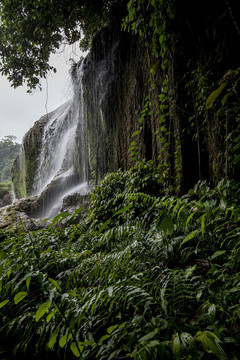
1, 1, 240, 359
0, 0, 122, 89
1, 161, 240, 359
0, 136, 20, 183
0, 136, 20, 201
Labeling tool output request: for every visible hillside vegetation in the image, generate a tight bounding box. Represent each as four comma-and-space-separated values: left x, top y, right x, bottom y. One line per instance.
0, 162, 240, 359
0, 136, 20, 183
0, 136, 20, 204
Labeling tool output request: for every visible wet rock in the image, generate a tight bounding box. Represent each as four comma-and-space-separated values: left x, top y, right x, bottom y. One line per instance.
0, 197, 48, 231
60, 193, 90, 223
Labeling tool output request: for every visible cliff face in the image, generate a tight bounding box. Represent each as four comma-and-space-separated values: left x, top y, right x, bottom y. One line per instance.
12, 1, 240, 217
81, 23, 149, 181
12, 18, 154, 217
12, 115, 48, 199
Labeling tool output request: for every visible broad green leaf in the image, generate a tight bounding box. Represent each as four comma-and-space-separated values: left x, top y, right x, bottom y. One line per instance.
26, 276, 31, 292
180, 332, 194, 347
59, 335, 67, 348
132, 130, 140, 137
14, 291, 28, 305
35, 301, 51, 322
70, 342, 83, 357
139, 329, 158, 342
119, 322, 126, 329
98, 219, 111, 234
196, 331, 227, 360
68, 290, 77, 297
211, 250, 226, 260
73, 207, 84, 215
219, 198, 227, 210
113, 204, 133, 217
48, 278, 62, 292
148, 340, 160, 347
180, 230, 198, 247
7, 268, 11, 278
48, 327, 60, 349
59, 333, 72, 348
99, 334, 111, 343
185, 212, 196, 229
49, 212, 70, 229
221, 93, 230, 106
208, 304, 216, 321
107, 324, 119, 334
196, 292, 202, 301
83, 340, 96, 346
177, 205, 186, 223
46, 309, 57, 323
68, 207, 84, 223
172, 333, 181, 357
0, 299, 9, 308
206, 82, 227, 109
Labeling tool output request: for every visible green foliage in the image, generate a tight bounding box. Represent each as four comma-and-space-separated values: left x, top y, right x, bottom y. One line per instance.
0, 181, 12, 199
206, 68, 240, 110
0, 136, 20, 183
206, 67, 240, 177
0, 164, 240, 359
0, 0, 122, 89
123, 0, 175, 60
123, 1, 178, 187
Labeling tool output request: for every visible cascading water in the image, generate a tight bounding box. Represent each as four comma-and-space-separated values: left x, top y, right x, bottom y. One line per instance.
31, 100, 74, 196
29, 59, 90, 219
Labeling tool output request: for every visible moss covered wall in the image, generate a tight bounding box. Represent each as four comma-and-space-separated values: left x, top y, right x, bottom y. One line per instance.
12, 0, 240, 199
81, 0, 240, 191
12, 115, 48, 198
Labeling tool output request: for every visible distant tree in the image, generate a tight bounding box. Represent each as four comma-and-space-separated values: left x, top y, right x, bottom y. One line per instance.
0, 0, 122, 90
0, 136, 20, 182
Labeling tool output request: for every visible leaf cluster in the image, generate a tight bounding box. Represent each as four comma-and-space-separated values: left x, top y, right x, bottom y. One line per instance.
0, 0, 121, 89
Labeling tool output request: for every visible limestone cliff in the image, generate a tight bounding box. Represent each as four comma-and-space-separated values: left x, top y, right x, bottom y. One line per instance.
11, 2, 240, 218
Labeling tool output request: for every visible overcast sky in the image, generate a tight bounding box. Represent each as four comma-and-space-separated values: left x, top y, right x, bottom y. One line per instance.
0, 44, 84, 143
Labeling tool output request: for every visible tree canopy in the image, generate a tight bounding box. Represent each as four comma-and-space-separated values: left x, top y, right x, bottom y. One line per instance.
0, 0, 120, 89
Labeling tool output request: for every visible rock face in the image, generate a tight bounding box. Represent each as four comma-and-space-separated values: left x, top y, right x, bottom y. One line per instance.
0, 193, 13, 208
11, 18, 151, 218
0, 197, 44, 231
11, 1, 240, 220
81, 21, 150, 182
12, 114, 48, 199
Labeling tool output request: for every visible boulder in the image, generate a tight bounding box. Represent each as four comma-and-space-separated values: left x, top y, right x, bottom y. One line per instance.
0, 197, 47, 231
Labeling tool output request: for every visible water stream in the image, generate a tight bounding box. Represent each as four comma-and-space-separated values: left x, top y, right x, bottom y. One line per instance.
31, 59, 90, 219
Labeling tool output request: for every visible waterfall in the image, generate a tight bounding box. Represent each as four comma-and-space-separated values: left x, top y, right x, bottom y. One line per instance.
31, 100, 74, 196
29, 59, 90, 219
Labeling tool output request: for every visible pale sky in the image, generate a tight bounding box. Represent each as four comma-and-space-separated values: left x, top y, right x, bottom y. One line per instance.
0, 43, 84, 143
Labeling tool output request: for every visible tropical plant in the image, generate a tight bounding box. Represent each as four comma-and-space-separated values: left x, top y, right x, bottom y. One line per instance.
0, 163, 240, 359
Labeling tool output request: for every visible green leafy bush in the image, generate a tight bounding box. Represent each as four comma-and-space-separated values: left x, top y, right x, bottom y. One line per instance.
0, 164, 240, 359
0, 181, 12, 198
